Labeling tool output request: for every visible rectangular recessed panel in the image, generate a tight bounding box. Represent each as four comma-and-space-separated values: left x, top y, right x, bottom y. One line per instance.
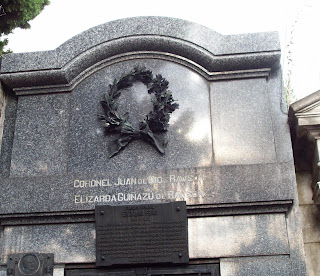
95, 202, 188, 266
66, 264, 220, 276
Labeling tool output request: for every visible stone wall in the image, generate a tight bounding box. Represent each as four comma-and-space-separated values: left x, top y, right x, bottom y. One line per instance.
0, 81, 5, 148
296, 171, 320, 276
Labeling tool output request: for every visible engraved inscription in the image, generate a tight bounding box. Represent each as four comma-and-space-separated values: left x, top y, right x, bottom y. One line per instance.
95, 202, 188, 266
97, 221, 186, 263
74, 191, 205, 204
73, 169, 212, 205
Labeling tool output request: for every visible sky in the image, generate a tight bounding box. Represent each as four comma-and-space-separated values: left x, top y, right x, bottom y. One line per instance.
2, 0, 320, 103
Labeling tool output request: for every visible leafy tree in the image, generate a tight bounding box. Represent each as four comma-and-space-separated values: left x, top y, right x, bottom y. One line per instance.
0, 0, 50, 55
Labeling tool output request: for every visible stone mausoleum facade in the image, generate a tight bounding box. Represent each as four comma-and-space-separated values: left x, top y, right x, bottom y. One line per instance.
0, 17, 306, 276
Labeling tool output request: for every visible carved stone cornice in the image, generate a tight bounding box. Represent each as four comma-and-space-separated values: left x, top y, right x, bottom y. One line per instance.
0, 17, 280, 96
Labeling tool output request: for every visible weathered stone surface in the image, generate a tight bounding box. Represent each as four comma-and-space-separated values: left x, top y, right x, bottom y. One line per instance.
0, 17, 280, 75
1, 223, 95, 264
189, 214, 289, 258
0, 82, 5, 148
296, 171, 314, 204
1, 215, 288, 264
304, 243, 320, 276
220, 256, 292, 276
267, 69, 294, 163
211, 78, 276, 165
285, 188, 307, 276
0, 95, 17, 177
0, 162, 295, 214
10, 94, 70, 176
300, 205, 320, 243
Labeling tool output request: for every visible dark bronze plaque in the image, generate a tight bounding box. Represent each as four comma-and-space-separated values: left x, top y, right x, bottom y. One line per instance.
7, 253, 54, 276
95, 202, 188, 266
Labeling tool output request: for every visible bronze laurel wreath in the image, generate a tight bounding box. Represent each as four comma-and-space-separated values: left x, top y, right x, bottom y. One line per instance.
99, 67, 179, 157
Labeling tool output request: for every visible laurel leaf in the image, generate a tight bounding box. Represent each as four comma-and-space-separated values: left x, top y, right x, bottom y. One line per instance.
99, 67, 178, 156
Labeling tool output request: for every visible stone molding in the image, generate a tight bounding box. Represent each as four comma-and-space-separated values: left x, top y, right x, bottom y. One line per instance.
0, 17, 280, 95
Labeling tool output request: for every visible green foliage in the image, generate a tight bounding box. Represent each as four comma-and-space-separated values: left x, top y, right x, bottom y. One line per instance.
0, 0, 50, 55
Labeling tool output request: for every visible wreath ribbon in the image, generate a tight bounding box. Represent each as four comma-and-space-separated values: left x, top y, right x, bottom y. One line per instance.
109, 121, 167, 158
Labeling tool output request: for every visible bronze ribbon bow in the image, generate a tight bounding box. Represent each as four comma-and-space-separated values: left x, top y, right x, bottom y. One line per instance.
109, 121, 167, 158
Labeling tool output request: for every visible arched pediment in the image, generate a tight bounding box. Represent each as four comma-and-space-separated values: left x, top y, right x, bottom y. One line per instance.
0, 16, 280, 95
